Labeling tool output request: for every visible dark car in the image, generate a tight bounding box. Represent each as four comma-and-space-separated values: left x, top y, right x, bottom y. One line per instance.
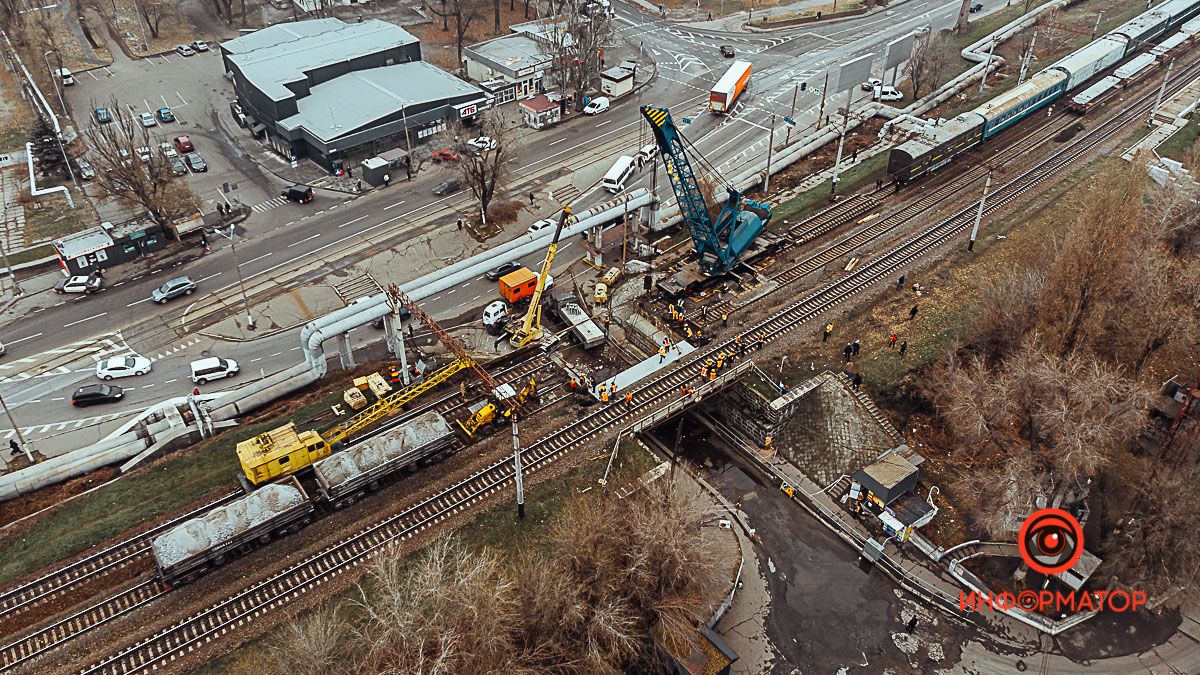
93, 107, 112, 124
152, 275, 196, 304
969, 2, 983, 11
432, 177, 462, 196
71, 383, 123, 407
720, 45, 735, 58
281, 184, 314, 203
485, 261, 523, 281
185, 152, 207, 172
156, 107, 175, 122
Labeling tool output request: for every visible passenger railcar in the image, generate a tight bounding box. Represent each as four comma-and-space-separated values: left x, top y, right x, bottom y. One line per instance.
887, 114, 984, 184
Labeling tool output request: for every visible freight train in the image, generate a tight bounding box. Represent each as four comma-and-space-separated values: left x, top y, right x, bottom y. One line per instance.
887, 0, 1200, 184
151, 412, 456, 585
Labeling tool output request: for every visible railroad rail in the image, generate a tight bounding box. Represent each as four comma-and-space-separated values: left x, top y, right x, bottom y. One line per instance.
72, 59, 1190, 673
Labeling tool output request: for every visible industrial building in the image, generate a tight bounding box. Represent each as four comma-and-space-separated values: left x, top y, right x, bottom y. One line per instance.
221, 18, 488, 169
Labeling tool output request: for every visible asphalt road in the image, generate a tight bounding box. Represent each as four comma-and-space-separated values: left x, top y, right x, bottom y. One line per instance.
0, 0, 986, 444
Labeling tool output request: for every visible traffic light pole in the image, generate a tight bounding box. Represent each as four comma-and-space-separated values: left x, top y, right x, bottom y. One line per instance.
785, 83, 799, 145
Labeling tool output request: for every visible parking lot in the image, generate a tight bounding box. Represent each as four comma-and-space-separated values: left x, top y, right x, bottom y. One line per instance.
63, 42, 279, 224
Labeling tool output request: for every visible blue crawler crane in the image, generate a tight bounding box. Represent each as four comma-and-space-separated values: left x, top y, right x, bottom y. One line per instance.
641, 104, 772, 277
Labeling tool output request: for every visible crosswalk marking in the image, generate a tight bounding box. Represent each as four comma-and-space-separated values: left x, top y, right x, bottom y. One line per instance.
251, 196, 288, 213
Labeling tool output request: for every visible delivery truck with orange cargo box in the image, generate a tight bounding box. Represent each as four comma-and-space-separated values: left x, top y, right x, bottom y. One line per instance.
709, 60, 752, 113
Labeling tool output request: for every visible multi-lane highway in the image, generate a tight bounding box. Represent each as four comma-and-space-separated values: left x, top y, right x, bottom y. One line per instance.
0, 0, 988, 451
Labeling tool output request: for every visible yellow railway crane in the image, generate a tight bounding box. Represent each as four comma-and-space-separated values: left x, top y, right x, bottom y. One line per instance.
387, 283, 536, 438
509, 206, 572, 349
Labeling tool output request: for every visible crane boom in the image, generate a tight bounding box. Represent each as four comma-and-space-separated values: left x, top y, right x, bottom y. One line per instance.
640, 105, 772, 276
510, 206, 572, 348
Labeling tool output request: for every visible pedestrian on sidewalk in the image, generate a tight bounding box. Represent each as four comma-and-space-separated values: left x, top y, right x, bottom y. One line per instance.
852, 147, 858, 162
888, 333, 898, 348
852, 373, 863, 390
8, 439, 19, 457
852, 339, 860, 356
909, 304, 919, 320
843, 343, 853, 361
457, 218, 463, 230
707, 11, 712, 20
899, 340, 908, 355
529, 192, 535, 205
383, 174, 391, 187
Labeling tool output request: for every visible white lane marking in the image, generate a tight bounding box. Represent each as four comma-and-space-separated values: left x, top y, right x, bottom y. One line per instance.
163, 378, 177, 384
383, 200, 406, 211
197, 272, 223, 283
243, 252, 273, 266
288, 233, 321, 248
6, 333, 43, 346
549, 138, 566, 145
127, 297, 153, 307
64, 313, 107, 327
595, 120, 612, 128
338, 215, 368, 228
51, 397, 64, 401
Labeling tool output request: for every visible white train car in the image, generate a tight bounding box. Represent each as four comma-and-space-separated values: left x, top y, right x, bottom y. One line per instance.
1049, 36, 1128, 90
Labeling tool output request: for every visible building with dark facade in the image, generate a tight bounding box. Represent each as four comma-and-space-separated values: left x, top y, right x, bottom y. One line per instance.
221, 18, 489, 169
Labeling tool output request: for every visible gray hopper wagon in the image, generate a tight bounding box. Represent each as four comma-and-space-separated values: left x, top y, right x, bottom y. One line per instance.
152, 476, 313, 584
313, 411, 456, 509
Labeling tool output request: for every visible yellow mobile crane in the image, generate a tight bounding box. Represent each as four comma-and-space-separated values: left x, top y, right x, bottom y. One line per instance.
387, 284, 539, 439
509, 207, 572, 349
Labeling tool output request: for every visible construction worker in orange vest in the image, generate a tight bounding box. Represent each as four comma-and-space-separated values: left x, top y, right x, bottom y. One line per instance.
709, 369, 717, 382
601, 389, 610, 403
625, 392, 633, 407
569, 378, 578, 390
681, 385, 689, 398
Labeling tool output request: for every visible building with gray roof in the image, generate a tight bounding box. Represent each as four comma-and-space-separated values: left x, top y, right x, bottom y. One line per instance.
221, 18, 487, 169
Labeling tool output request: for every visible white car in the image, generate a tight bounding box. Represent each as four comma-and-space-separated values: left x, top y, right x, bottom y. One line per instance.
583, 97, 610, 115
191, 40, 210, 52
135, 146, 152, 163
861, 77, 883, 92
527, 218, 556, 235
466, 135, 497, 151
96, 355, 152, 380
873, 85, 903, 102
159, 142, 178, 159
139, 111, 157, 127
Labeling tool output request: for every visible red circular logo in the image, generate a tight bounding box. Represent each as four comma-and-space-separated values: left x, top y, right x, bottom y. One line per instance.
1018, 508, 1083, 575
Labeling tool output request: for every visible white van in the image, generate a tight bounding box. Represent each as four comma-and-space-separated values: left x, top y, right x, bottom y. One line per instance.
54, 68, 75, 85
602, 155, 636, 194
190, 356, 239, 384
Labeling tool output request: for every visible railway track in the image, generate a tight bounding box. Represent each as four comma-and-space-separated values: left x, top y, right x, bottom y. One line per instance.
0, 356, 556, 673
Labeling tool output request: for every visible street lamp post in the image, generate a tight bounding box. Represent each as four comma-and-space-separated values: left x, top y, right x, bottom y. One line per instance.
0, 240, 22, 298
213, 224, 254, 330
0, 391, 33, 464
44, 50, 65, 117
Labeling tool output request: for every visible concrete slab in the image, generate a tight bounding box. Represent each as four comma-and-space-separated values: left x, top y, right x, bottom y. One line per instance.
591, 339, 696, 399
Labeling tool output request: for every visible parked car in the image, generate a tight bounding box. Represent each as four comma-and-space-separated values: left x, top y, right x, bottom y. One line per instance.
636, 144, 657, 167
159, 142, 179, 158
76, 160, 96, 180
432, 177, 462, 196
281, 184, 314, 203
168, 156, 187, 175
173, 135, 194, 153
185, 152, 207, 172
720, 45, 736, 58
466, 136, 497, 152
970, 2, 983, 12
191, 39, 210, 51
485, 261, 522, 281
189, 357, 238, 384
93, 107, 112, 123
96, 355, 152, 380
431, 148, 460, 163
71, 383, 123, 407
151, 275, 197, 304
139, 111, 157, 127
54, 275, 102, 294
527, 218, 556, 235
583, 97, 610, 115
54, 68, 75, 85
156, 107, 175, 122
136, 146, 152, 163
175, 44, 196, 57
861, 77, 883, 92
872, 84, 903, 102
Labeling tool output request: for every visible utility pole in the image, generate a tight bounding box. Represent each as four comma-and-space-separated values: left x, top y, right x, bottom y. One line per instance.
512, 411, 525, 519
0, 391, 33, 464
968, 170, 992, 252
763, 114, 777, 194
785, 83, 799, 145
816, 72, 829, 130
130, 0, 149, 53
1091, 11, 1104, 40
979, 39, 996, 93
214, 224, 254, 330
1018, 29, 1037, 85
44, 50, 65, 117
829, 91, 852, 194
0, 239, 21, 299
401, 104, 414, 172
1149, 58, 1175, 127
621, 195, 630, 266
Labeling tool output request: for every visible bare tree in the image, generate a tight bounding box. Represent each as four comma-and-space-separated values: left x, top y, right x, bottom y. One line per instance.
904, 29, 949, 99
964, 269, 1047, 363
87, 97, 199, 229
429, 0, 482, 67
270, 607, 350, 675
931, 345, 1149, 535
140, 0, 171, 40
538, 1, 615, 111
456, 111, 516, 224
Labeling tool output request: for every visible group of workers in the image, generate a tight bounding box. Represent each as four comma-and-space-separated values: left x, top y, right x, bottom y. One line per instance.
566, 375, 635, 407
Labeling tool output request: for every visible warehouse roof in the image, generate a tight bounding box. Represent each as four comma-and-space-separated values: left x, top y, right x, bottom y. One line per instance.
466, 33, 550, 76
278, 61, 483, 142
223, 18, 418, 101
53, 226, 114, 259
